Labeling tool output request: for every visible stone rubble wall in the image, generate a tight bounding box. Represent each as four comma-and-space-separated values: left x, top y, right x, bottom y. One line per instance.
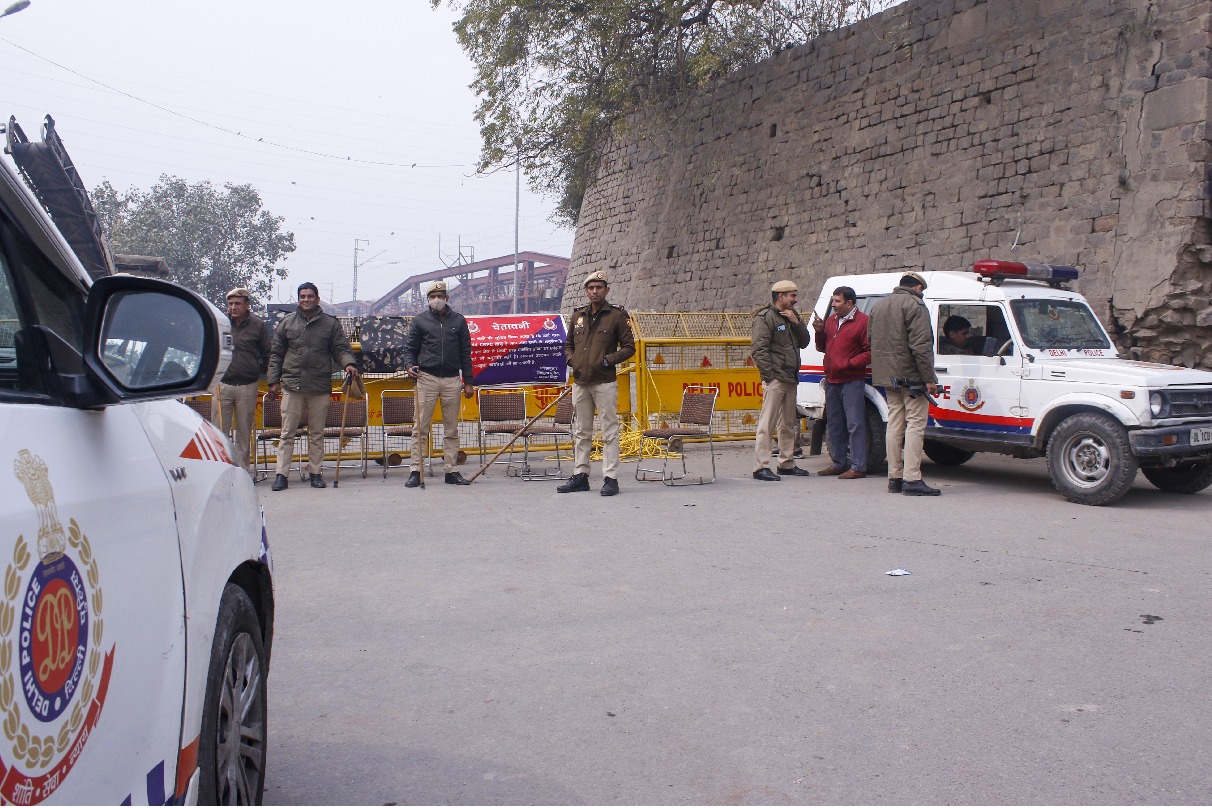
566, 0, 1212, 368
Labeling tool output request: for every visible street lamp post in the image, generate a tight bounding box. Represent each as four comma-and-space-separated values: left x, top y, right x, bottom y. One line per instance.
1, 1, 31, 19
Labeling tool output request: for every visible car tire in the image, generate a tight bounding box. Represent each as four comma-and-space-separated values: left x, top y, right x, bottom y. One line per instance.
198, 583, 268, 806
865, 403, 888, 473
1046, 412, 1138, 506
1141, 461, 1212, 494
923, 440, 975, 467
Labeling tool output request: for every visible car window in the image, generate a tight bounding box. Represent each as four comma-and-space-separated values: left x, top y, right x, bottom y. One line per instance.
0, 215, 86, 391
937, 303, 1014, 357
0, 242, 49, 396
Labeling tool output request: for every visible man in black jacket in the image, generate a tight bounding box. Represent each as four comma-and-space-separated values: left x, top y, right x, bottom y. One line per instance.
402, 281, 476, 486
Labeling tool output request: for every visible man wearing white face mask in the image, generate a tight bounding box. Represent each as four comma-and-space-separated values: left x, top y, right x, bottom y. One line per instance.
403, 281, 476, 486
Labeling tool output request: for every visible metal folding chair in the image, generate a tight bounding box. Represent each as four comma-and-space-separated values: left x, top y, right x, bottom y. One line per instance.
476, 387, 528, 477
322, 399, 368, 477
379, 389, 417, 479
255, 393, 309, 482
517, 388, 575, 480
635, 385, 719, 485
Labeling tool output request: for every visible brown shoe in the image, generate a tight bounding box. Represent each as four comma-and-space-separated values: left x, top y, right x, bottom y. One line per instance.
838, 469, 866, 479
817, 466, 845, 476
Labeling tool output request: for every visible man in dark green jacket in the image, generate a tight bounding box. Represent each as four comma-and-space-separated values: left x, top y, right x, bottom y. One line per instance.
557, 271, 635, 497
751, 280, 811, 480
868, 272, 941, 496
267, 282, 358, 491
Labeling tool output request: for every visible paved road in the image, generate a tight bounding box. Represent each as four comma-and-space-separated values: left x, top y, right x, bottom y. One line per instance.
260, 447, 1212, 804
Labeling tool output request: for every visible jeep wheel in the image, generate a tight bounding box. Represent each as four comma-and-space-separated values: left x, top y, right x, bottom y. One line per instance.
198, 584, 267, 805
923, 440, 975, 467
1141, 461, 1212, 494
1046, 413, 1138, 506
865, 403, 888, 473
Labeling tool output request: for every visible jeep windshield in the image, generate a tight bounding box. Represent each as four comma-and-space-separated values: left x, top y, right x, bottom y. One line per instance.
1010, 299, 1112, 350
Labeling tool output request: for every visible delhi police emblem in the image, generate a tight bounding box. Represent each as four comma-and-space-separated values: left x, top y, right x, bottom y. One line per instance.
0, 450, 112, 804
467, 320, 480, 334
957, 379, 985, 412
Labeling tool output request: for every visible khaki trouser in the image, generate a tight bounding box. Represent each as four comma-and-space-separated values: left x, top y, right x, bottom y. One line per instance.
212, 381, 259, 471
413, 373, 463, 474
754, 379, 798, 472
885, 387, 928, 482
277, 390, 330, 476
572, 381, 620, 479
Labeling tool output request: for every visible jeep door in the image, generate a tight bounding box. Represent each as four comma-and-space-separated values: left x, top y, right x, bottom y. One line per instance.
929, 302, 1033, 447
0, 181, 187, 804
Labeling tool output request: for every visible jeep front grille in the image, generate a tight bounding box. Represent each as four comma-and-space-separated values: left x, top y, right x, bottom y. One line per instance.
1168, 389, 1212, 418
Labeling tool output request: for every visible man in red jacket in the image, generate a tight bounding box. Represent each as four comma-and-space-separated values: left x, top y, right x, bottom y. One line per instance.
811, 286, 872, 479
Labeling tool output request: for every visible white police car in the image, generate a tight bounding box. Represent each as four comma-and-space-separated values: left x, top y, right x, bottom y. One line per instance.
799, 260, 1212, 505
0, 137, 272, 801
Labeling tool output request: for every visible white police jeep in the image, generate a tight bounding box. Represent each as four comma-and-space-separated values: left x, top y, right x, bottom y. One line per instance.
798, 260, 1212, 506
0, 133, 272, 801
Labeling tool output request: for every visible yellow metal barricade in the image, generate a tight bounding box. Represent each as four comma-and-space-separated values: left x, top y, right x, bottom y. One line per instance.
629, 312, 761, 441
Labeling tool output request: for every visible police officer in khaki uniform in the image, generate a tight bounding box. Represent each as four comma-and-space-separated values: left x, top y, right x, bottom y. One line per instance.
213, 287, 271, 473
403, 280, 476, 487
557, 271, 635, 496
751, 279, 811, 480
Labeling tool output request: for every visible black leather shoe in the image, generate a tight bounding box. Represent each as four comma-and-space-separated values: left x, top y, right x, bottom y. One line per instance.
777, 465, 810, 477
888, 478, 903, 493
404, 471, 421, 488
445, 472, 471, 485
271, 474, 288, 491
556, 473, 590, 493
601, 477, 619, 497
902, 479, 941, 496
310, 473, 326, 489
753, 469, 781, 481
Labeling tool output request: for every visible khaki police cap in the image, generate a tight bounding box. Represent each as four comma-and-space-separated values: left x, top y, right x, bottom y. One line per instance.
226, 287, 252, 301
901, 271, 928, 290
770, 280, 798, 294
584, 271, 609, 287
427, 280, 448, 297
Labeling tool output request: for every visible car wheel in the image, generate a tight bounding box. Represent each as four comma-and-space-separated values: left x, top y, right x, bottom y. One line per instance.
1141, 461, 1212, 494
1046, 412, 1138, 506
865, 403, 888, 473
923, 440, 975, 466
198, 584, 267, 806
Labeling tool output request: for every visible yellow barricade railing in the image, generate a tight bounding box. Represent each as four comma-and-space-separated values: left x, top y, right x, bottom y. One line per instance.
189, 311, 765, 468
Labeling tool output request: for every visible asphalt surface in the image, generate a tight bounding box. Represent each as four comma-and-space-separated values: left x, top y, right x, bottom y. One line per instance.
259, 446, 1212, 805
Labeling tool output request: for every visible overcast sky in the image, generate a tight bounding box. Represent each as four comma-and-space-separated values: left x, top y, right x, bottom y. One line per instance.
1, 0, 574, 306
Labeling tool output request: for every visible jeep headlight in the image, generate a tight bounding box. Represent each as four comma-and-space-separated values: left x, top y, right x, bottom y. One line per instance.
1149, 391, 1169, 418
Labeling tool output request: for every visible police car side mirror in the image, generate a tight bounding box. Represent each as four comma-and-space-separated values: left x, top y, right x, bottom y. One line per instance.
81, 275, 221, 405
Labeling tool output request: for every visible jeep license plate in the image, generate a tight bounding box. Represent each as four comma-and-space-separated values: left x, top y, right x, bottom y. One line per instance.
1192, 428, 1212, 447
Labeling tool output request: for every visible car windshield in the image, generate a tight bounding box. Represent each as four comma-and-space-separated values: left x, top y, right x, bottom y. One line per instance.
1010, 299, 1112, 350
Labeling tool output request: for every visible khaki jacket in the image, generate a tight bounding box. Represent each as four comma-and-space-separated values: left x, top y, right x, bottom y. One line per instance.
867, 287, 937, 387
565, 303, 635, 385
751, 305, 810, 383
267, 308, 356, 394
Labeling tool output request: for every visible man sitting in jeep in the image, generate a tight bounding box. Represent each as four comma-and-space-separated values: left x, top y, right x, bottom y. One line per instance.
939, 315, 975, 355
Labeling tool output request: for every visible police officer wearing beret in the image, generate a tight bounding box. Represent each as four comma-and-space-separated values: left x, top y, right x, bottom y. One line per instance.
751, 279, 811, 480
214, 286, 271, 474
557, 271, 635, 496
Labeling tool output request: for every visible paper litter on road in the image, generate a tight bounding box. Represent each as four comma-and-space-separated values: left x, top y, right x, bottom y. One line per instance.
885, 568, 912, 576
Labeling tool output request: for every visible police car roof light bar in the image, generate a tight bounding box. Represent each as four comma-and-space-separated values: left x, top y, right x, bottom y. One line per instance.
972, 259, 1079, 285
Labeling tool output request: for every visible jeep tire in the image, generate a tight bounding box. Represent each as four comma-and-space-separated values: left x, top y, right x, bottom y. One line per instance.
198, 583, 268, 805
1046, 412, 1138, 506
865, 403, 888, 473
1141, 461, 1212, 495
923, 440, 975, 467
